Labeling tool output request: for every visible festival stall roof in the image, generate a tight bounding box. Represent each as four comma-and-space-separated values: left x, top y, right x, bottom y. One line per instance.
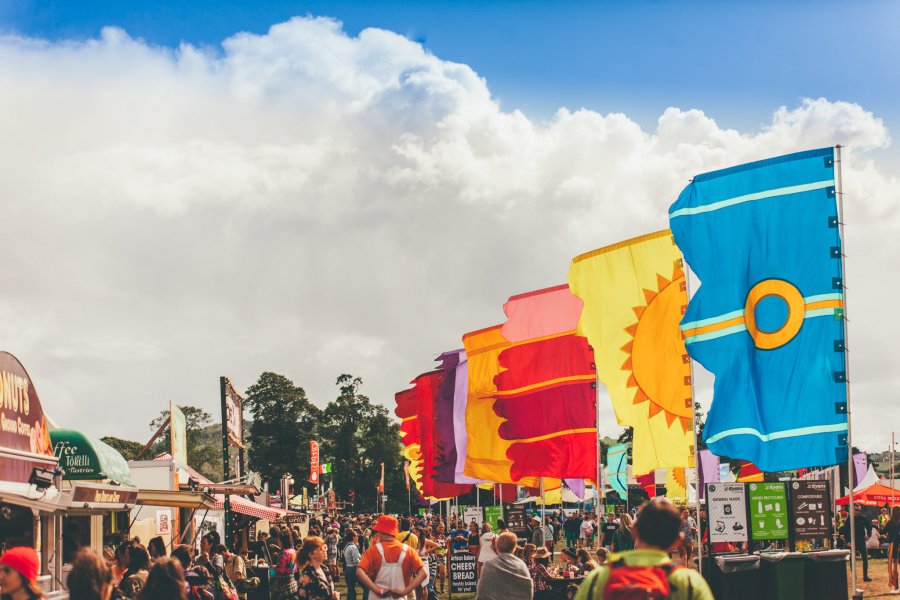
136, 489, 217, 510
836, 482, 900, 506
49, 429, 133, 486
0, 488, 65, 514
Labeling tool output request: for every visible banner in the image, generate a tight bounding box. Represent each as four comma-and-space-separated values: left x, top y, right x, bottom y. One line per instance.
606, 444, 628, 497
404, 461, 410, 490
170, 402, 188, 466
697, 450, 720, 500
463, 506, 483, 526
568, 231, 694, 475
224, 378, 244, 447
670, 147, 847, 471
483, 506, 502, 531
707, 483, 748, 544
790, 480, 831, 540
504, 504, 526, 534
449, 553, 478, 593
309, 441, 319, 484
852, 453, 867, 488
748, 482, 788, 540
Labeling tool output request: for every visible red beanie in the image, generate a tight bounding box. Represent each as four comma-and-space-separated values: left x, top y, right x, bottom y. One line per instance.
0, 546, 39, 584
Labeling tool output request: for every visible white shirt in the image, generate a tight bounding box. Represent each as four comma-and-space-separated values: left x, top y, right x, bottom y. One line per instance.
478, 532, 498, 563
580, 519, 594, 538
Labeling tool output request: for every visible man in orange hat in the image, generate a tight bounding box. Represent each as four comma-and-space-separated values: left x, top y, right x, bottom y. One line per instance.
356, 515, 427, 599
0, 546, 42, 599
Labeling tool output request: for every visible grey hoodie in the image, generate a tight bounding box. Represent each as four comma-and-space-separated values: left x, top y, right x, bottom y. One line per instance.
475, 553, 533, 600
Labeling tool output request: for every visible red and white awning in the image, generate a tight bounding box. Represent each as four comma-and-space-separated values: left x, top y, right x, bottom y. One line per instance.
213, 494, 288, 520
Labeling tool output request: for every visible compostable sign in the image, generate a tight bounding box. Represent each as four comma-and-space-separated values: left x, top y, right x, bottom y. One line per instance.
748, 482, 789, 540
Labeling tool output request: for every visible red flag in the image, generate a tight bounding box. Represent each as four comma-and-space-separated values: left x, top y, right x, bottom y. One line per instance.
637, 472, 656, 498
378, 463, 384, 493
309, 441, 319, 484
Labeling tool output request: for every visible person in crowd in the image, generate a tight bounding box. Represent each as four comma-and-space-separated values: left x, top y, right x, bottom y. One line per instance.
677, 509, 696, 568
476, 522, 497, 577
560, 548, 580, 575
611, 514, 634, 553
296, 537, 338, 600
594, 547, 607, 566
324, 524, 341, 583
146, 538, 166, 562
433, 521, 447, 594
574, 498, 713, 600
343, 530, 362, 600
840, 505, 873, 582
221, 545, 254, 600
600, 516, 618, 551
476, 532, 531, 600
67, 548, 114, 600
884, 505, 900, 594
450, 521, 469, 554
564, 513, 582, 549
575, 549, 598, 574
397, 519, 419, 554
270, 530, 299, 599
580, 514, 595, 549
543, 518, 555, 558
196, 534, 224, 577
112, 542, 132, 585
467, 521, 481, 558
0, 546, 45, 600
881, 507, 891, 530
416, 525, 442, 600
138, 557, 187, 600
356, 515, 426, 600
528, 547, 554, 600
530, 516, 546, 549
118, 544, 150, 599
171, 545, 214, 599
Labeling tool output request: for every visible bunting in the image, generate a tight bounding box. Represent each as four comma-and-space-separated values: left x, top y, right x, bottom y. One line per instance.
568, 230, 694, 475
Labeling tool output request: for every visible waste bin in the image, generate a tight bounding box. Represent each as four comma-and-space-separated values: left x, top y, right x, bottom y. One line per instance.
759, 552, 806, 599
707, 554, 762, 600
804, 550, 849, 600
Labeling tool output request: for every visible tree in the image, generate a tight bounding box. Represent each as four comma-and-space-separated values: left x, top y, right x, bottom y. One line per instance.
320, 375, 404, 512
148, 405, 221, 481
100, 436, 143, 461
244, 372, 321, 492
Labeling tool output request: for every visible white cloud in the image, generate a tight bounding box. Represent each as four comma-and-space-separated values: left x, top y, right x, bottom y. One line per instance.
0, 17, 897, 452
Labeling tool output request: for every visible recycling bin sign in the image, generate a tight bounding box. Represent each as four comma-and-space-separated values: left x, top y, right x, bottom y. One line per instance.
789, 480, 831, 540
748, 482, 789, 540
707, 482, 749, 543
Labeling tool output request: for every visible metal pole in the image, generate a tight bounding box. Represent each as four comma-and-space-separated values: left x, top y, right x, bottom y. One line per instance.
220, 376, 231, 546
892, 432, 895, 507
684, 264, 704, 574
595, 372, 603, 524
834, 146, 860, 596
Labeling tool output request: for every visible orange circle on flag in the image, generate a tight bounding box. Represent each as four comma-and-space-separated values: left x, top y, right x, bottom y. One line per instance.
744, 279, 805, 350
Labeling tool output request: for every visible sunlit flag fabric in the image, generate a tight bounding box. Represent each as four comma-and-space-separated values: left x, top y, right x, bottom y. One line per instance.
606, 443, 629, 497
462, 325, 543, 487
736, 461, 764, 483
450, 352, 484, 484
669, 147, 847, 472
664, 468, 687, 500
697, 449, 720, 500
492, 285, 597, 481
433, 350, 464, 484
568, 231, 694, 475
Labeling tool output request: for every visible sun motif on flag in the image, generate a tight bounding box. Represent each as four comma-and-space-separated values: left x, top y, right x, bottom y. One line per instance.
620, 260, 693, 432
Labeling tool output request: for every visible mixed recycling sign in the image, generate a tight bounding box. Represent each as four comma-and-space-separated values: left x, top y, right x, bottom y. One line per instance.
748, 482, 789, 540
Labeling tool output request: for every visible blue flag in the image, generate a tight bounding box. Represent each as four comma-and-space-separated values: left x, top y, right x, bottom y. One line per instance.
606, 443, 628, 497
669, 147, 847, 472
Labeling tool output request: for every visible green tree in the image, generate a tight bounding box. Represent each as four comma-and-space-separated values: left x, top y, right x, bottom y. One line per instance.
148, 406, 221, 481
244, 372, 321, 492
320, 375, 404, 512
100, 436, 143, 461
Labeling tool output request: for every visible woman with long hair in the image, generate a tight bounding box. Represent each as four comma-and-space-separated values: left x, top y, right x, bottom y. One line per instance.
611, 513, 634, 552
146, 537, 166, 562
575, 548, 598, 574
137, 558, 187, 600
271, 530, 299, 600
67, 548, 113, 600
296, 537, 337, 600
434, 521, 447, 593
118, 544, 150, 599
0, 547, 45, 600
886, 505, 900, 594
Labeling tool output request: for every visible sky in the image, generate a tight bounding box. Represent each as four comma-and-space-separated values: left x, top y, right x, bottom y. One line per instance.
0, 2, 898, 454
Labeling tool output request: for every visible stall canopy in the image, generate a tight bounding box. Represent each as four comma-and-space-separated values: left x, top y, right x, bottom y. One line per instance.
214, 494, 288, 521
836, 482, 900, 507
50, 429, 133, 485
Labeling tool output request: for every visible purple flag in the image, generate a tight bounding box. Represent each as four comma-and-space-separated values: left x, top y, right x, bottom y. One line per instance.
697, 450, 720, 500
852, 452, 867, 488
564, 478, 585, 500
451, 352, 485, 484
433, 350, 462, 483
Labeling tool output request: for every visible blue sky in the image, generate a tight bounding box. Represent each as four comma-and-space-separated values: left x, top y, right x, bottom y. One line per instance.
2, 0, 898, 138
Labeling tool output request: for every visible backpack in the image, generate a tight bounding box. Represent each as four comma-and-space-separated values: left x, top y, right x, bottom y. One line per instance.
598, 558, 683, 600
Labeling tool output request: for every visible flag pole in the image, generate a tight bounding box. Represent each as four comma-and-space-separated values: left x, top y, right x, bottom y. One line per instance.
595, 371, 603, 524
834, 145, 859, 597
683, 260, 704, 575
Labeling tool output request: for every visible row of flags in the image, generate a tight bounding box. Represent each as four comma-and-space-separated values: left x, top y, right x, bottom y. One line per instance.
394, 147, 849, 501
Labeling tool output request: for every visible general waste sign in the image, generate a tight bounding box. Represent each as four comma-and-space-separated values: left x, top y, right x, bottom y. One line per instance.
706, 483, 748, 543
449, 553, 477, 593
748, 482, 789, 540
790, 480, 831, 540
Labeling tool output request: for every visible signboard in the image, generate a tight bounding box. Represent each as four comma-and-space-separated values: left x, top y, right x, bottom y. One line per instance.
156, 510, 172, 535
170, 403, 188, 465
748, 482, 789, 540
605, 504, 617, 515
484, 506, 502, 531
463, 506, 483, 526
707, 483, 748, 543
71, 485, 139, 506
51, 429, 133, 485
449, 553, 477, 593
224, 378, 244, 447
0, 352, 55, 482
504, 504, 526, 534
286, 514, 310, 539
309, 441, 319, 484
790, 480, 831, 540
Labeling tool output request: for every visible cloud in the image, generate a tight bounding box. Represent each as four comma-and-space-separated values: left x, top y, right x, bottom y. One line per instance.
0, 17, 897, 451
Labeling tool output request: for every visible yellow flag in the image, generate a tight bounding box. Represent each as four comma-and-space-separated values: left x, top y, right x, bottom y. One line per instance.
568, 230, 694, 474
664, 467, 687, 501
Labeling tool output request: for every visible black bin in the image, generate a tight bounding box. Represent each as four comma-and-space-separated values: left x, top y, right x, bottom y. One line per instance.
804, 550, 849, 600
706, 554, 762, 600
759, 552, 806, 599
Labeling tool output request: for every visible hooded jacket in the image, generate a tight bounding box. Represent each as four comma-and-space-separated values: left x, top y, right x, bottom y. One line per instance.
476, 553, 533, 600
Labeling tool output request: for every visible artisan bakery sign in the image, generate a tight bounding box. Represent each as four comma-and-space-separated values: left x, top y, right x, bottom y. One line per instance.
72, 486, 138, 505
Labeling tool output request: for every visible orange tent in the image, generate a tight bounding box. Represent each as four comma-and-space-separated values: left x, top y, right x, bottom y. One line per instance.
835, 482, 900, 507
